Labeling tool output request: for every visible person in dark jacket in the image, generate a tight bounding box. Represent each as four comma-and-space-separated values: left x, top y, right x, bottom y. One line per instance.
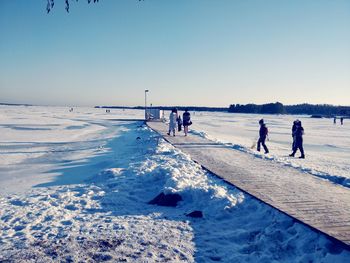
257, 119, 269, 154
183, 109, 191, 136
291, 120, 298, 151
289, 120, 305, 158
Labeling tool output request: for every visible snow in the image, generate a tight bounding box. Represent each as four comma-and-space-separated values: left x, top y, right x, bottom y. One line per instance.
0, 106, 349, 262
188, 111, 350, 188
0, 106, 143, 193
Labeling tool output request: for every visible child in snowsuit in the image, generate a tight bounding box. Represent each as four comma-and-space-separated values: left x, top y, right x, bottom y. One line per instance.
177, 115, 182, 132
289, 120, 305, 159
257, 119, 269, 154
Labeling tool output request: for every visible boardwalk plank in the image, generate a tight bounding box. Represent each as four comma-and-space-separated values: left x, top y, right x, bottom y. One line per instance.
147, 121, 350, 247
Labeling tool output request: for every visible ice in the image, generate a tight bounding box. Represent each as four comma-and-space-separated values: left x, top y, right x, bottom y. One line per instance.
0, 106, 349, 262
0, 105, 144, 193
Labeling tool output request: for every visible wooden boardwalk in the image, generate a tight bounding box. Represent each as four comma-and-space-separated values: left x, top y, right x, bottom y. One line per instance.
147, 121, 350, 247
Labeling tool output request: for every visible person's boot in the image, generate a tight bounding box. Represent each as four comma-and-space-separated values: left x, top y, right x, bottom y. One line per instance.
263, 145, 269, 154
289, 153, 295, 157
299, 154, 305, 159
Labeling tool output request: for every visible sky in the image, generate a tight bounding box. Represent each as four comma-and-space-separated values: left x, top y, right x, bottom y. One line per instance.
0, 0, 349, 107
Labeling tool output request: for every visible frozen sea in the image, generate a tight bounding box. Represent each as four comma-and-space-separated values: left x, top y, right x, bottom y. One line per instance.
0, 105, 349, 262
190, 111, 350, 188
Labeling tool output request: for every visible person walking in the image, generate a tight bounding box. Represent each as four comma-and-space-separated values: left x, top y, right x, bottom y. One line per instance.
183, 109, 192, 136
177, 114, 183, 132
167, 108, 178, 136
289, 120, 305, 159
291, 120, 298, 151
340, 117, 344, 125
257, 119, 269, 154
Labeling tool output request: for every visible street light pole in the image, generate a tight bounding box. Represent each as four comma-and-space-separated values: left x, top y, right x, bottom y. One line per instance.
145, 89, 149, 120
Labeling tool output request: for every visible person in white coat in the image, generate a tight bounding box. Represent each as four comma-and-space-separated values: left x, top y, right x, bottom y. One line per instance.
167, 109, 178, 136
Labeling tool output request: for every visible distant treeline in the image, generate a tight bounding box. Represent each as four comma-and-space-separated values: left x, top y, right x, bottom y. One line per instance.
95, 106, 228, 112
228, 102, 350, 116
0, 102, 32, 106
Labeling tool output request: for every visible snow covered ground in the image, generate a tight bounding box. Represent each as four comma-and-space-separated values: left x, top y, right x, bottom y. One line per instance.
189, 111, 350, 188
0, 106, 349, 262
0, 106, 143, 193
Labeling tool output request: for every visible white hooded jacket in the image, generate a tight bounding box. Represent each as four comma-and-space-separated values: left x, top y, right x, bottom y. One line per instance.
169, 112, 177, 130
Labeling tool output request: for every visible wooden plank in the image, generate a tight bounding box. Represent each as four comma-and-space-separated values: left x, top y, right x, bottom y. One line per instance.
147, 121, 350, 247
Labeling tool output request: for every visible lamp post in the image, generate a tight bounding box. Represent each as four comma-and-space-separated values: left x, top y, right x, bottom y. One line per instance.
144, 89, 149, 120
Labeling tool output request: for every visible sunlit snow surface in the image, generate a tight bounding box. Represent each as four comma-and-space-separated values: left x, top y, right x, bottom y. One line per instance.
190, 111, 350, 188
0, 106, 349, 262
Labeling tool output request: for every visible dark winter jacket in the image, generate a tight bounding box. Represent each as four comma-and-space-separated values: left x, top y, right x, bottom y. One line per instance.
259, 124, 268, 138
295, 126, 304, 139
183, 112, 191, 126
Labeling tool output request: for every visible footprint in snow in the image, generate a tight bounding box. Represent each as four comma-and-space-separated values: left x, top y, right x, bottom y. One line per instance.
43, 215, 53, 222
10, 200, 29, 206
13, 225, 26, 231
61, 220, 73, 226
92, 253, 113, 262
1, 214, 12, 222
65, 205, 78, 211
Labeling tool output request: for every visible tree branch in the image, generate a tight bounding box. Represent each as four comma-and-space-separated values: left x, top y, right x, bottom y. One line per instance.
46, 0, 144, 13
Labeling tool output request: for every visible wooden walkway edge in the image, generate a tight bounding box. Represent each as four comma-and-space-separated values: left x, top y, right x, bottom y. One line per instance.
147, 121, 350, 247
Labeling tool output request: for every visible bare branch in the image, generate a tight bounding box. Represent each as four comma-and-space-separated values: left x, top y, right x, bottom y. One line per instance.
46, 0, 104, 14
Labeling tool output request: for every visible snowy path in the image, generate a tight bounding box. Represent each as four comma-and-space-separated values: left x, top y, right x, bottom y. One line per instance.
147, 121, 350, 247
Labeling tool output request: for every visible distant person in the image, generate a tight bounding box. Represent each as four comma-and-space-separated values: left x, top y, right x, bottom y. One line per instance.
334, 117, 336, 124
291, 120, 298, 151
167, 109, 178, 136
183, 109, 192, 136
340, 117, 344, 125
177, 114, 183, 132
289, 120, 305, 159
257, 119, 269, 154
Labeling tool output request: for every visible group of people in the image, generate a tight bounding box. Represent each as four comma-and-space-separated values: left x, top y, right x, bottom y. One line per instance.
334, 117, 344, 125
167, 111, 306, 158
257, 119, 305, 159
167, 108, 192, 136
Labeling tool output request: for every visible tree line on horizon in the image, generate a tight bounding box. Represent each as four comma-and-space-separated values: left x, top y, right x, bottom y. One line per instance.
228, 102, 350, 116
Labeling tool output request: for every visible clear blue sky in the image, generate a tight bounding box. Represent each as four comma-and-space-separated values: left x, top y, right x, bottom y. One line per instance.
0, 0, 349, 107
